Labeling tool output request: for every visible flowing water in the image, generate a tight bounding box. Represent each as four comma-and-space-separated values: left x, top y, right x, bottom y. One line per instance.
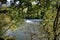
5, 19, 48, 40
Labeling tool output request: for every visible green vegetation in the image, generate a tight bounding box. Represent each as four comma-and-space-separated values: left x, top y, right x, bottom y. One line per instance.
0, 0, 60, 40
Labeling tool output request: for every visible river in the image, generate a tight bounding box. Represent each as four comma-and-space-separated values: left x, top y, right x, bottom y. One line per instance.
5, 19, 48, 40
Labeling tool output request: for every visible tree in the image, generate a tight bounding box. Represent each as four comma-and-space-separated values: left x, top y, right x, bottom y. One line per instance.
53, 5, 60, 40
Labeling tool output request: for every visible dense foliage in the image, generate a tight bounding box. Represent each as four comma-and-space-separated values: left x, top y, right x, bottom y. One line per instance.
0, 0, 60, 40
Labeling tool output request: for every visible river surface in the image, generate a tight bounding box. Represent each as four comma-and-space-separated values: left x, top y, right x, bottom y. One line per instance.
5, 19, 49, 40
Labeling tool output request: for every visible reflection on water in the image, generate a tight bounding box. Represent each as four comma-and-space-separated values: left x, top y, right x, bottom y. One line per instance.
5, 19, 47, 40
24, 19, 42, 24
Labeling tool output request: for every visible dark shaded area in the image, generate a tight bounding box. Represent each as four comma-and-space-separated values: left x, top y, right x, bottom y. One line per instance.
25, 16, 40, 19
7, 38, 14, 40
0, 10, 8, 13
0, 37, 4, 40
0, 0, 6, 4
40, 12, 45, 19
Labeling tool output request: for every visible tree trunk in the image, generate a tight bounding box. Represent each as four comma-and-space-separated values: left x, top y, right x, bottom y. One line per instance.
53, 6, 60, 40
